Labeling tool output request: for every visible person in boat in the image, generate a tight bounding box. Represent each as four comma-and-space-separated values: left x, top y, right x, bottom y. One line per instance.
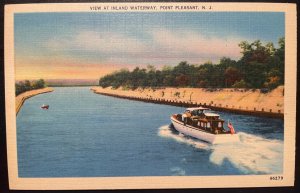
182, 110, 192, 125
197, 109, 205, 117
189, 109, 204, 121
227, 121, 235, 134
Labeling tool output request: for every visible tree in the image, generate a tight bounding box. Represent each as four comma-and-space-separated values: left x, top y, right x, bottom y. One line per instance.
264, 76, 280, 90
243, 62, 267, 88
98, 38, 284, 91
274, 37, 285, 84
15, 82, 25, 95
175, 74, 189, 87
238, 41, 252, 54
224, 67, 242, 87
146, 64, 156, 72
197, 80, 208, 88
232, 79, 248, 88
24, 80, 31, 91
33, 79, 46, 89
239, 40, 271, 64
219, 57, 237, 69
15, 79, 47, 96
237, 38, 284, 88
265, 42, 275, 56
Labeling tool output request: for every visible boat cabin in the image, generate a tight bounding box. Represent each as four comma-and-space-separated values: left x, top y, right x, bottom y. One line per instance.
179, 107, 228, 134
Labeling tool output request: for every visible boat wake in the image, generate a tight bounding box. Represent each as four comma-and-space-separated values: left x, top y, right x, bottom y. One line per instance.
158, 125, 283, 174
170, 167, 186, 176
158, 124, 210, 149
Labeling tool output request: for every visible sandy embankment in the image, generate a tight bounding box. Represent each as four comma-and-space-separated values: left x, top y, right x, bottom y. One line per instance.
91, 86, 284, 114
16, 87, 54, 114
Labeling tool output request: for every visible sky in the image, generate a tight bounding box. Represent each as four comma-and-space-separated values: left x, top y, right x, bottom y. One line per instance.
14, 12, 284, 80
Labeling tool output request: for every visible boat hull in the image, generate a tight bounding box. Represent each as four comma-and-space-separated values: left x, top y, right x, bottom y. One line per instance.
170, 115, 239, 144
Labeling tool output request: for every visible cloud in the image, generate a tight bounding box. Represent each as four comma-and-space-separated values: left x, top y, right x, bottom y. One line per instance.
46, 31, 147, 55
149, 28, 242, 62
18, 29, 245, 79
45, 28, 243, 65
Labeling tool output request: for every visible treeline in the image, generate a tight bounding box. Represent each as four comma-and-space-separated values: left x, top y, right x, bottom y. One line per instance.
15, 79, 46, 96
99, 38, 284, 90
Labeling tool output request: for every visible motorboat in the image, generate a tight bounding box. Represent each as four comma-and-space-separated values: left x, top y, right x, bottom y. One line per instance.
170, 107, 239, 144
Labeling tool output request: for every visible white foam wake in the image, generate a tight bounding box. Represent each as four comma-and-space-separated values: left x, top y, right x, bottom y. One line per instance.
158, 124, 210, 149
158, 125, 283, 174
210, 132, 283, 174
170, 167, 186, 176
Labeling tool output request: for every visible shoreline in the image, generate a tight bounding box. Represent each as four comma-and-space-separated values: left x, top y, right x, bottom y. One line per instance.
15, 87, 54, 115
91, 86, 284, 119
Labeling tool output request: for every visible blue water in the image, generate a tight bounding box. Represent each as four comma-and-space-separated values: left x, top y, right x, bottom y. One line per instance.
17, 87, 284, 177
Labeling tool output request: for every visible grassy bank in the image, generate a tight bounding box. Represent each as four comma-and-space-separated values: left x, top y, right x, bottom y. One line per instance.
16, 87, 54, 114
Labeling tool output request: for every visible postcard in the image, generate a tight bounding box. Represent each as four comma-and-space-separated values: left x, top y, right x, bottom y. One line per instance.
4, 2, 296, 190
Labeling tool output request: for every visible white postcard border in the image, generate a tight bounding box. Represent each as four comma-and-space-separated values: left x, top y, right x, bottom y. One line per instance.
5, 2, 296, 190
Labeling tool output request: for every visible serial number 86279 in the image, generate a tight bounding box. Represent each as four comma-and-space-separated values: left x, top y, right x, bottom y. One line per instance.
270, 176, 283, 180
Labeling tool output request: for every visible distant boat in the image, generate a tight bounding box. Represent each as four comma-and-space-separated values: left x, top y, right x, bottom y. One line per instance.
41, 104, 49, 109
170, 107, 239, 144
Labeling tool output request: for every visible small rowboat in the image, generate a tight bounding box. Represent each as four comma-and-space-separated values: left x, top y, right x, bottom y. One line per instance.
41, 104, 49, 109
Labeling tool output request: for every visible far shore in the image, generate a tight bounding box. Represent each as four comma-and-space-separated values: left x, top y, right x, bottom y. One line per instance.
16, 87, 54, 114
91, 86, 284, 119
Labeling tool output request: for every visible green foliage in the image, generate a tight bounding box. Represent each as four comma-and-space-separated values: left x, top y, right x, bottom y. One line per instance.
15, 79, 46, 96
232, 79, 248, 88
32, 79, 46, 89
264, 76, 281, 90
224, 67, 242, 87
99, 37, 285, 90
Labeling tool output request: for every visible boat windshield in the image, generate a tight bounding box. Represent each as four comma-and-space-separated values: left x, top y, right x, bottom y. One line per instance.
186, 107, 209, 116
191, 110, 204, 116
186, 107, 209, 111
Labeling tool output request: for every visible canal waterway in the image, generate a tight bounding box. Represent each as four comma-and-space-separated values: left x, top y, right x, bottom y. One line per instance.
17, 87, 284, 177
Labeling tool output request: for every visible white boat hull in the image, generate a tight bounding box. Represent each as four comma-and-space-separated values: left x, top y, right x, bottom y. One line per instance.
171, 116, 239, 144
